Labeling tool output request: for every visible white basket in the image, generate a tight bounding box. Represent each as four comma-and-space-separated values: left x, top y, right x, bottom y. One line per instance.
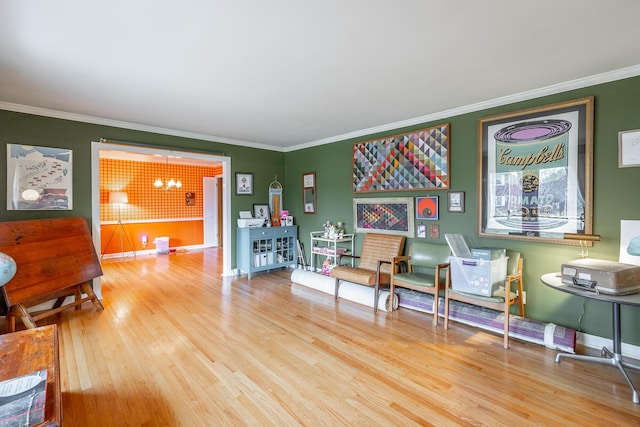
449, 256, 508, 296
154, 237, 169, 254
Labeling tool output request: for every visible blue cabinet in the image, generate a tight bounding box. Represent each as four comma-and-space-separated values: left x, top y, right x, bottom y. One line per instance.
236, 226, 298, 279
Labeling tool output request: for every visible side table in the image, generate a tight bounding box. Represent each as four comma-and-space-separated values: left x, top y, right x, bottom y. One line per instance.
541, 272, 640, 404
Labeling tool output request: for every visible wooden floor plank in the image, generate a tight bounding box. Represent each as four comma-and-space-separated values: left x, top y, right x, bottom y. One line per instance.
19, 248, 640, 426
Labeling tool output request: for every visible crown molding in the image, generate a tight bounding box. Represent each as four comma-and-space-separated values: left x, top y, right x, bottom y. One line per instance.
0, 101, 284, 153
2, 64, 640, 154
285, 64, 640, 152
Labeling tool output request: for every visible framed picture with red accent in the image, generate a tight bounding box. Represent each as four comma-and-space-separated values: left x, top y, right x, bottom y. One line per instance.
416, 196, 438, 220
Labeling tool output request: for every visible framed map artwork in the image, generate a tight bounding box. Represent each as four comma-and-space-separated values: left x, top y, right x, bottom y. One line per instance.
6, 144, 73, 210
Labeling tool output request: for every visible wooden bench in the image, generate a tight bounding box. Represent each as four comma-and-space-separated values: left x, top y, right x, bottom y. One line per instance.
330, 233, 405, 313
0, 217, 104, 332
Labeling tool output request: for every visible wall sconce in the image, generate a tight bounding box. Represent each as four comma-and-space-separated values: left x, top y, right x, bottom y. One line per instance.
564, 233, 601, 258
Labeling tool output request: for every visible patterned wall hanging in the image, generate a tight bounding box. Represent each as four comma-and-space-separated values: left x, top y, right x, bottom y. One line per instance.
352, 123, 450, 193
353, 197, 415, 238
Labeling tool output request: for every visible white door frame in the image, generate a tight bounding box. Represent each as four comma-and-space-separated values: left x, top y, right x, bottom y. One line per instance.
91, 141, 233, 298
203, 176, 221, 247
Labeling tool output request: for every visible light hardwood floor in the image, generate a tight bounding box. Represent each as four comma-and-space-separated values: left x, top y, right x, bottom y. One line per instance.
43, 249, 640, 425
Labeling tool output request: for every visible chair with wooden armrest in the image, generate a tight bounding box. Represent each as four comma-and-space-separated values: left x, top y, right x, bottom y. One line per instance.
389, 241, 451, 325
330, 233, 406, 313
444, 250, 524, 349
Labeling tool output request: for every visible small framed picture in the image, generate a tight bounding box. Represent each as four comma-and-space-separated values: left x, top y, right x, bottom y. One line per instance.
447, 191, 465, 213
236, 172, 253, 195
253, 204, 270, 220
429, 224, 440, 239
186, 192, 195, 206
619, 129, 640, 167
416, 196, 438, 220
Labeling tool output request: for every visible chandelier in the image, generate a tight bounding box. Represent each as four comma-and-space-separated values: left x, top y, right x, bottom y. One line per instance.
154, 156, 182, 190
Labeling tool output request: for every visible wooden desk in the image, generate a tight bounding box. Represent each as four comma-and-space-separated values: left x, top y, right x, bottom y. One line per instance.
0, 217, 104, 332
541, 273, 640, 404
0, 325, 62, 426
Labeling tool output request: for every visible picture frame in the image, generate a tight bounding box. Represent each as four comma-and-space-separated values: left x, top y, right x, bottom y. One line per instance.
253, 204, 270, 220
235, 172, 253, 195
353, 197, 415, 237
429, 224, 440, 239
447, 191, 465, 213
416, 196, 438, 220
6, 144, 73, 210
478, 96, 594, 243
618, 129, 640, 168
302, 171, 316, 214
352, 123, 450, 193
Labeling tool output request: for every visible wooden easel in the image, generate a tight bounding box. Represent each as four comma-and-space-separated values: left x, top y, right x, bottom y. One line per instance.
0, 217, 104, 332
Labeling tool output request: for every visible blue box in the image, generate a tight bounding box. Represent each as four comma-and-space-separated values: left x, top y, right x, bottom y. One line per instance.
470, 247, 506, 261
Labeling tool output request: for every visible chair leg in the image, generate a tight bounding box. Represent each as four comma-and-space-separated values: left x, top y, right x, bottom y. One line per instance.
432, 286, 439, 327
444, 290, 450, 329
334, 278, 340, 301
503, 299, 510, 349
373, 282, 379, 313
388, 281, 395, 313
517, 278, 525, 316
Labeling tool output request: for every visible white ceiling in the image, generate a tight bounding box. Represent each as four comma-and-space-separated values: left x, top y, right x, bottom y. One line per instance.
2, 1, 640, 152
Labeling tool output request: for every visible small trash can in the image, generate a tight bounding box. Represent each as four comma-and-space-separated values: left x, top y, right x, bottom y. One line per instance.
154, 237, 169, 254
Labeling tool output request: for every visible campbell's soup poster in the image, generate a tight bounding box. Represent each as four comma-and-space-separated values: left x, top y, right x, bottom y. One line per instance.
484, 110, 583, 236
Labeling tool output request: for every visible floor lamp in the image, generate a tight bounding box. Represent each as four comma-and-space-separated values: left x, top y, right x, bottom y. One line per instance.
102, 191, 136, 259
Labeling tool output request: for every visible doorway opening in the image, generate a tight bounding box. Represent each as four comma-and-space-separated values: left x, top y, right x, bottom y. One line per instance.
90, 141, 233, 298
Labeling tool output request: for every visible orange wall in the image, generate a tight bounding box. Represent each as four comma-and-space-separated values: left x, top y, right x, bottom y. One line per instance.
100, 220, 203, 254
100, 158, 222, 254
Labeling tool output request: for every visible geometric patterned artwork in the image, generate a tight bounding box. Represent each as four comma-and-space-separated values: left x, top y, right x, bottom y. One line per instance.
352, 123, 450, 192
353, 197, 415, 238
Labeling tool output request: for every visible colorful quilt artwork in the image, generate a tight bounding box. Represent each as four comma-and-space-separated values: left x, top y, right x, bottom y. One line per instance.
353, 197, 415, 238
352, 124, 450, 192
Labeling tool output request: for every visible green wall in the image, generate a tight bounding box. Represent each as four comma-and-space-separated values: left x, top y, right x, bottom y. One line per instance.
2, 75, 640, 345
285, 75, 640, 345
0, 110, 285, 262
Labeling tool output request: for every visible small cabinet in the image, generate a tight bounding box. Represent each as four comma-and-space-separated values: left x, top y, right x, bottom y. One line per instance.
237, 226, 298, 279
310, 231, 355, 274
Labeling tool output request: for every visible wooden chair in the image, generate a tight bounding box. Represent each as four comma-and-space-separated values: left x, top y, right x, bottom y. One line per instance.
330, 233, 405, 313
444, 250, 524, 349
390, 241, 451, 325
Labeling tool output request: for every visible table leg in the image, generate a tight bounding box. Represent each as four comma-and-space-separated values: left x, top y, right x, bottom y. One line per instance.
556, 302, 639, 404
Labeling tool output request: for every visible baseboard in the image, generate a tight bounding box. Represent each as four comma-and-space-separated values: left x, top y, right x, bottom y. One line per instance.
578, 332, 640, 360
101, 244, 207, 259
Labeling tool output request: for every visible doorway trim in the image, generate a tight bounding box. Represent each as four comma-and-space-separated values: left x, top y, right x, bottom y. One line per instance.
91, 141, 232, 298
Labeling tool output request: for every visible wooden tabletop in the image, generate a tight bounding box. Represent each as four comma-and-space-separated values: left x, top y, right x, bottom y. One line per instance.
0, 324, 62, 426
